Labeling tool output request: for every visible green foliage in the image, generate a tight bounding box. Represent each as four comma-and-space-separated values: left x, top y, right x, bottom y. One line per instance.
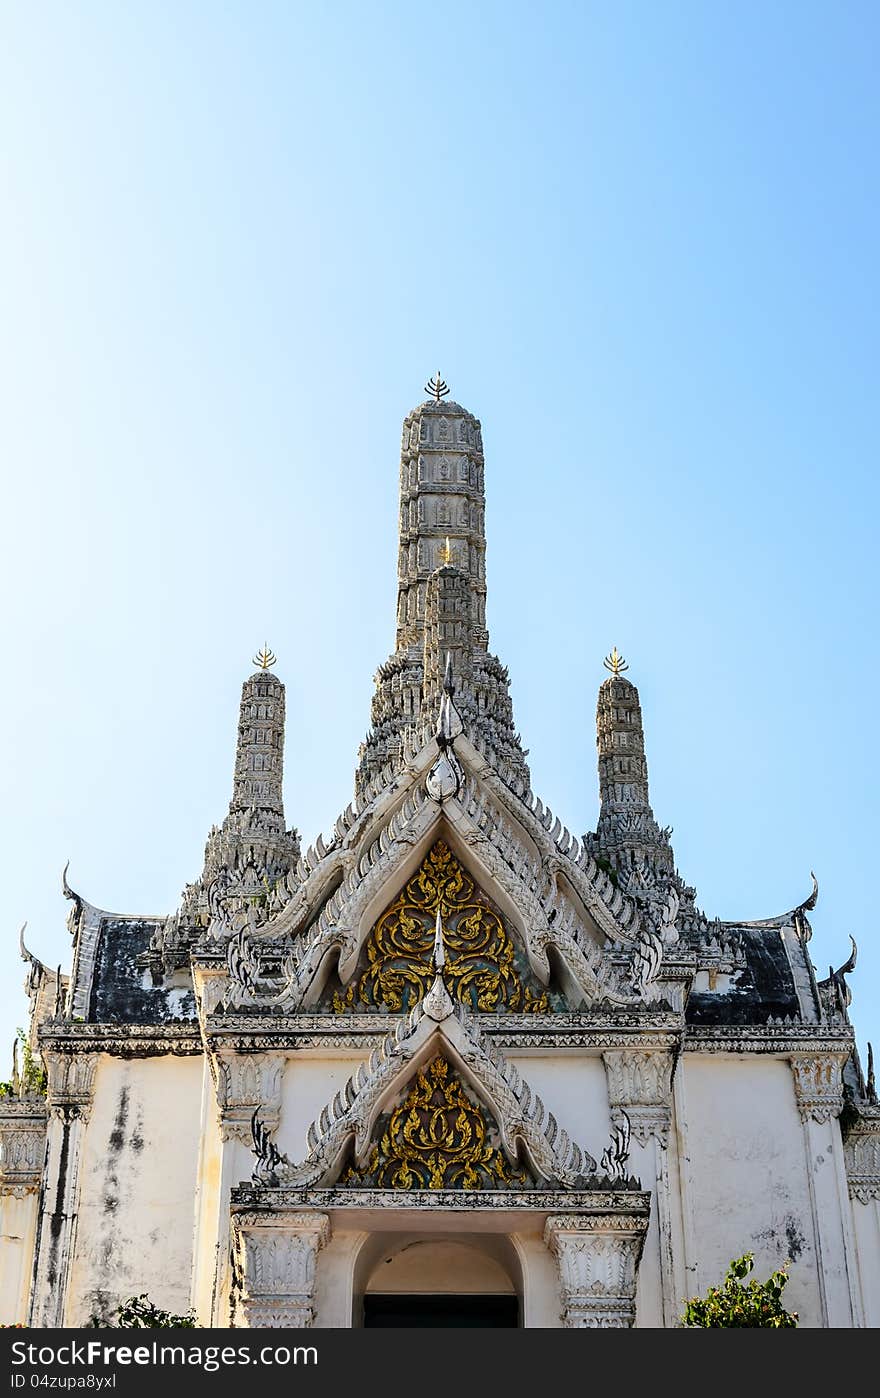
91, 1295, 198, 1328
0, 1030, 47, 1099
680, 1253, 798, 1328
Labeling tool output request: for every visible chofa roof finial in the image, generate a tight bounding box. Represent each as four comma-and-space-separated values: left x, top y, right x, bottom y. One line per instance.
603, 646, 629, 677
253, 644, 277, 671
425, 372, 449, 403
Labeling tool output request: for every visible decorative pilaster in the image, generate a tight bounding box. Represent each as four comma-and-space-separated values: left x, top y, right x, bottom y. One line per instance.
843, 1106, 880, 1325
602, 1049, 672, 1146
790, 1052, 846, 1122
0, 1099, 48, 1197
44, 1050, 97, 1123
543, 1214, 648, 1328
0, 1098, 47, 1325
602, 1049, 684, 1324
789, 1050, 859, 1325
29, 1051, 97, 1327
844, 1110, 880, 1203
216, 1053, 283, 1144
232, 1211, 330, 1328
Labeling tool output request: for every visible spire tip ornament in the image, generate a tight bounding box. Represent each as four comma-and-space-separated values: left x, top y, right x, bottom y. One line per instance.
253, 643, 277, 671
433, 906, 446, 973
425, 371, 450, 403
603, 646, 629, 677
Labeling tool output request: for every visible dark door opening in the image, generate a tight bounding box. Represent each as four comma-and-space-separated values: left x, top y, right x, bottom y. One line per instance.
364, 1294, 518, 1327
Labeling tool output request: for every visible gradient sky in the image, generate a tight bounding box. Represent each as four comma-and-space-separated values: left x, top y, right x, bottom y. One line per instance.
1, 2, 877, 1066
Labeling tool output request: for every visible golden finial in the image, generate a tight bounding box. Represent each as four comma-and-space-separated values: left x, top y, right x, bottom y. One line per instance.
439, 536, 453, 565
603, 646, 629, 677
253, 643, 277, 671
425, 371, 450, 402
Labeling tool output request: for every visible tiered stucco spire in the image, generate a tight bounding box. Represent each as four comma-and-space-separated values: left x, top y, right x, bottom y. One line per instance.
230, 664, 286, 817
356, 383, 528, 792
589, 651, 677, 903
180, 656, 300, 928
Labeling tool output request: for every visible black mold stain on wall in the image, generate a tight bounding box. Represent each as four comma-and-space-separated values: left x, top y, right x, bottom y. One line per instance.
686, 929, 800, 1025
89, 919, 196, 1023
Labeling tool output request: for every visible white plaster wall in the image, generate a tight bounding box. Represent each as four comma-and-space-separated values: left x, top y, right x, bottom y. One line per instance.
65, 1056, 202, 1325
514, 1230, 563, 1327
850, 1198, 880, 1327
279, 1056, 366, 1161
0, 1193, 40, 1324
680, 1056, 822, 1327
505, 1053, 612, 1154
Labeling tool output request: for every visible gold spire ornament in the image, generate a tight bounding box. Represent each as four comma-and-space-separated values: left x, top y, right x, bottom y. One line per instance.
439, 536, 454, 565
425, 372, 450, 402
253, 644, 277, 671
603, 646, 629, 677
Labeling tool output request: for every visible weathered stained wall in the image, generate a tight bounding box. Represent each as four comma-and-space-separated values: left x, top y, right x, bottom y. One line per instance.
0, 1193, 40, 1324
850, 1199, 880, 1326
679, 1055, 823, 1326
24, 1045, 870, 1328
65, 1056, 202, 1325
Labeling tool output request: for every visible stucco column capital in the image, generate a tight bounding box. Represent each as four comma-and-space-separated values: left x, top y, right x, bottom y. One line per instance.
602, 1048, 673, 1146
43, 1051, 97, 1123
788, 1051, 848, 1123
543, 1212, 648, 1328
232, 1210, 331, 1328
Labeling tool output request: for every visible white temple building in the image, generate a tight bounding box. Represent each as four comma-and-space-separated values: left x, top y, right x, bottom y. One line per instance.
2, 378, 878, 1328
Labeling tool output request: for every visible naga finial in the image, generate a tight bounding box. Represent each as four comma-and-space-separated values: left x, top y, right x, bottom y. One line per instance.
253, 644, 277, 671
425, 372, 449, 403
603, 646, 629, 677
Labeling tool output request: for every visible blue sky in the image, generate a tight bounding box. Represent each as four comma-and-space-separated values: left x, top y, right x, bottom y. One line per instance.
1, 2, 877, 1064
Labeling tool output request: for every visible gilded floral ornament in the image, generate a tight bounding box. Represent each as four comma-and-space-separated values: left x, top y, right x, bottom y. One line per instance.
341, 1055, 529, 1190
331, 841, 549, 1014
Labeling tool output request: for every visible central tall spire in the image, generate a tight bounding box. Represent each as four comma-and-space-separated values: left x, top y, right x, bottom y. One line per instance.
356, 381, 528, 794
395, 392, 488, 653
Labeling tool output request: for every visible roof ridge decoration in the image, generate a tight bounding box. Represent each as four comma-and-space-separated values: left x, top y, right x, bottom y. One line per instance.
248, 970, 637, 1192
719, 872, 819, 936
208, 657, 691, 1017
816, 935, 858, 1026
218, 756, 676, 1015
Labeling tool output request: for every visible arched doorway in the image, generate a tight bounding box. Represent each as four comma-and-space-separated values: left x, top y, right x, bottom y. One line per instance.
354, 1233, 522, 1328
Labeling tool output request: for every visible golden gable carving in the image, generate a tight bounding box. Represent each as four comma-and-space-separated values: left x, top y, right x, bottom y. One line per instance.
341, 1055, 528, 1189
332, 840, 548, 1014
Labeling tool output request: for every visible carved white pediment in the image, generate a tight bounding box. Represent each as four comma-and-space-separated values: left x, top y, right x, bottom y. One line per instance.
249, 974, 637, 1194
219, 734, 672, 1017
